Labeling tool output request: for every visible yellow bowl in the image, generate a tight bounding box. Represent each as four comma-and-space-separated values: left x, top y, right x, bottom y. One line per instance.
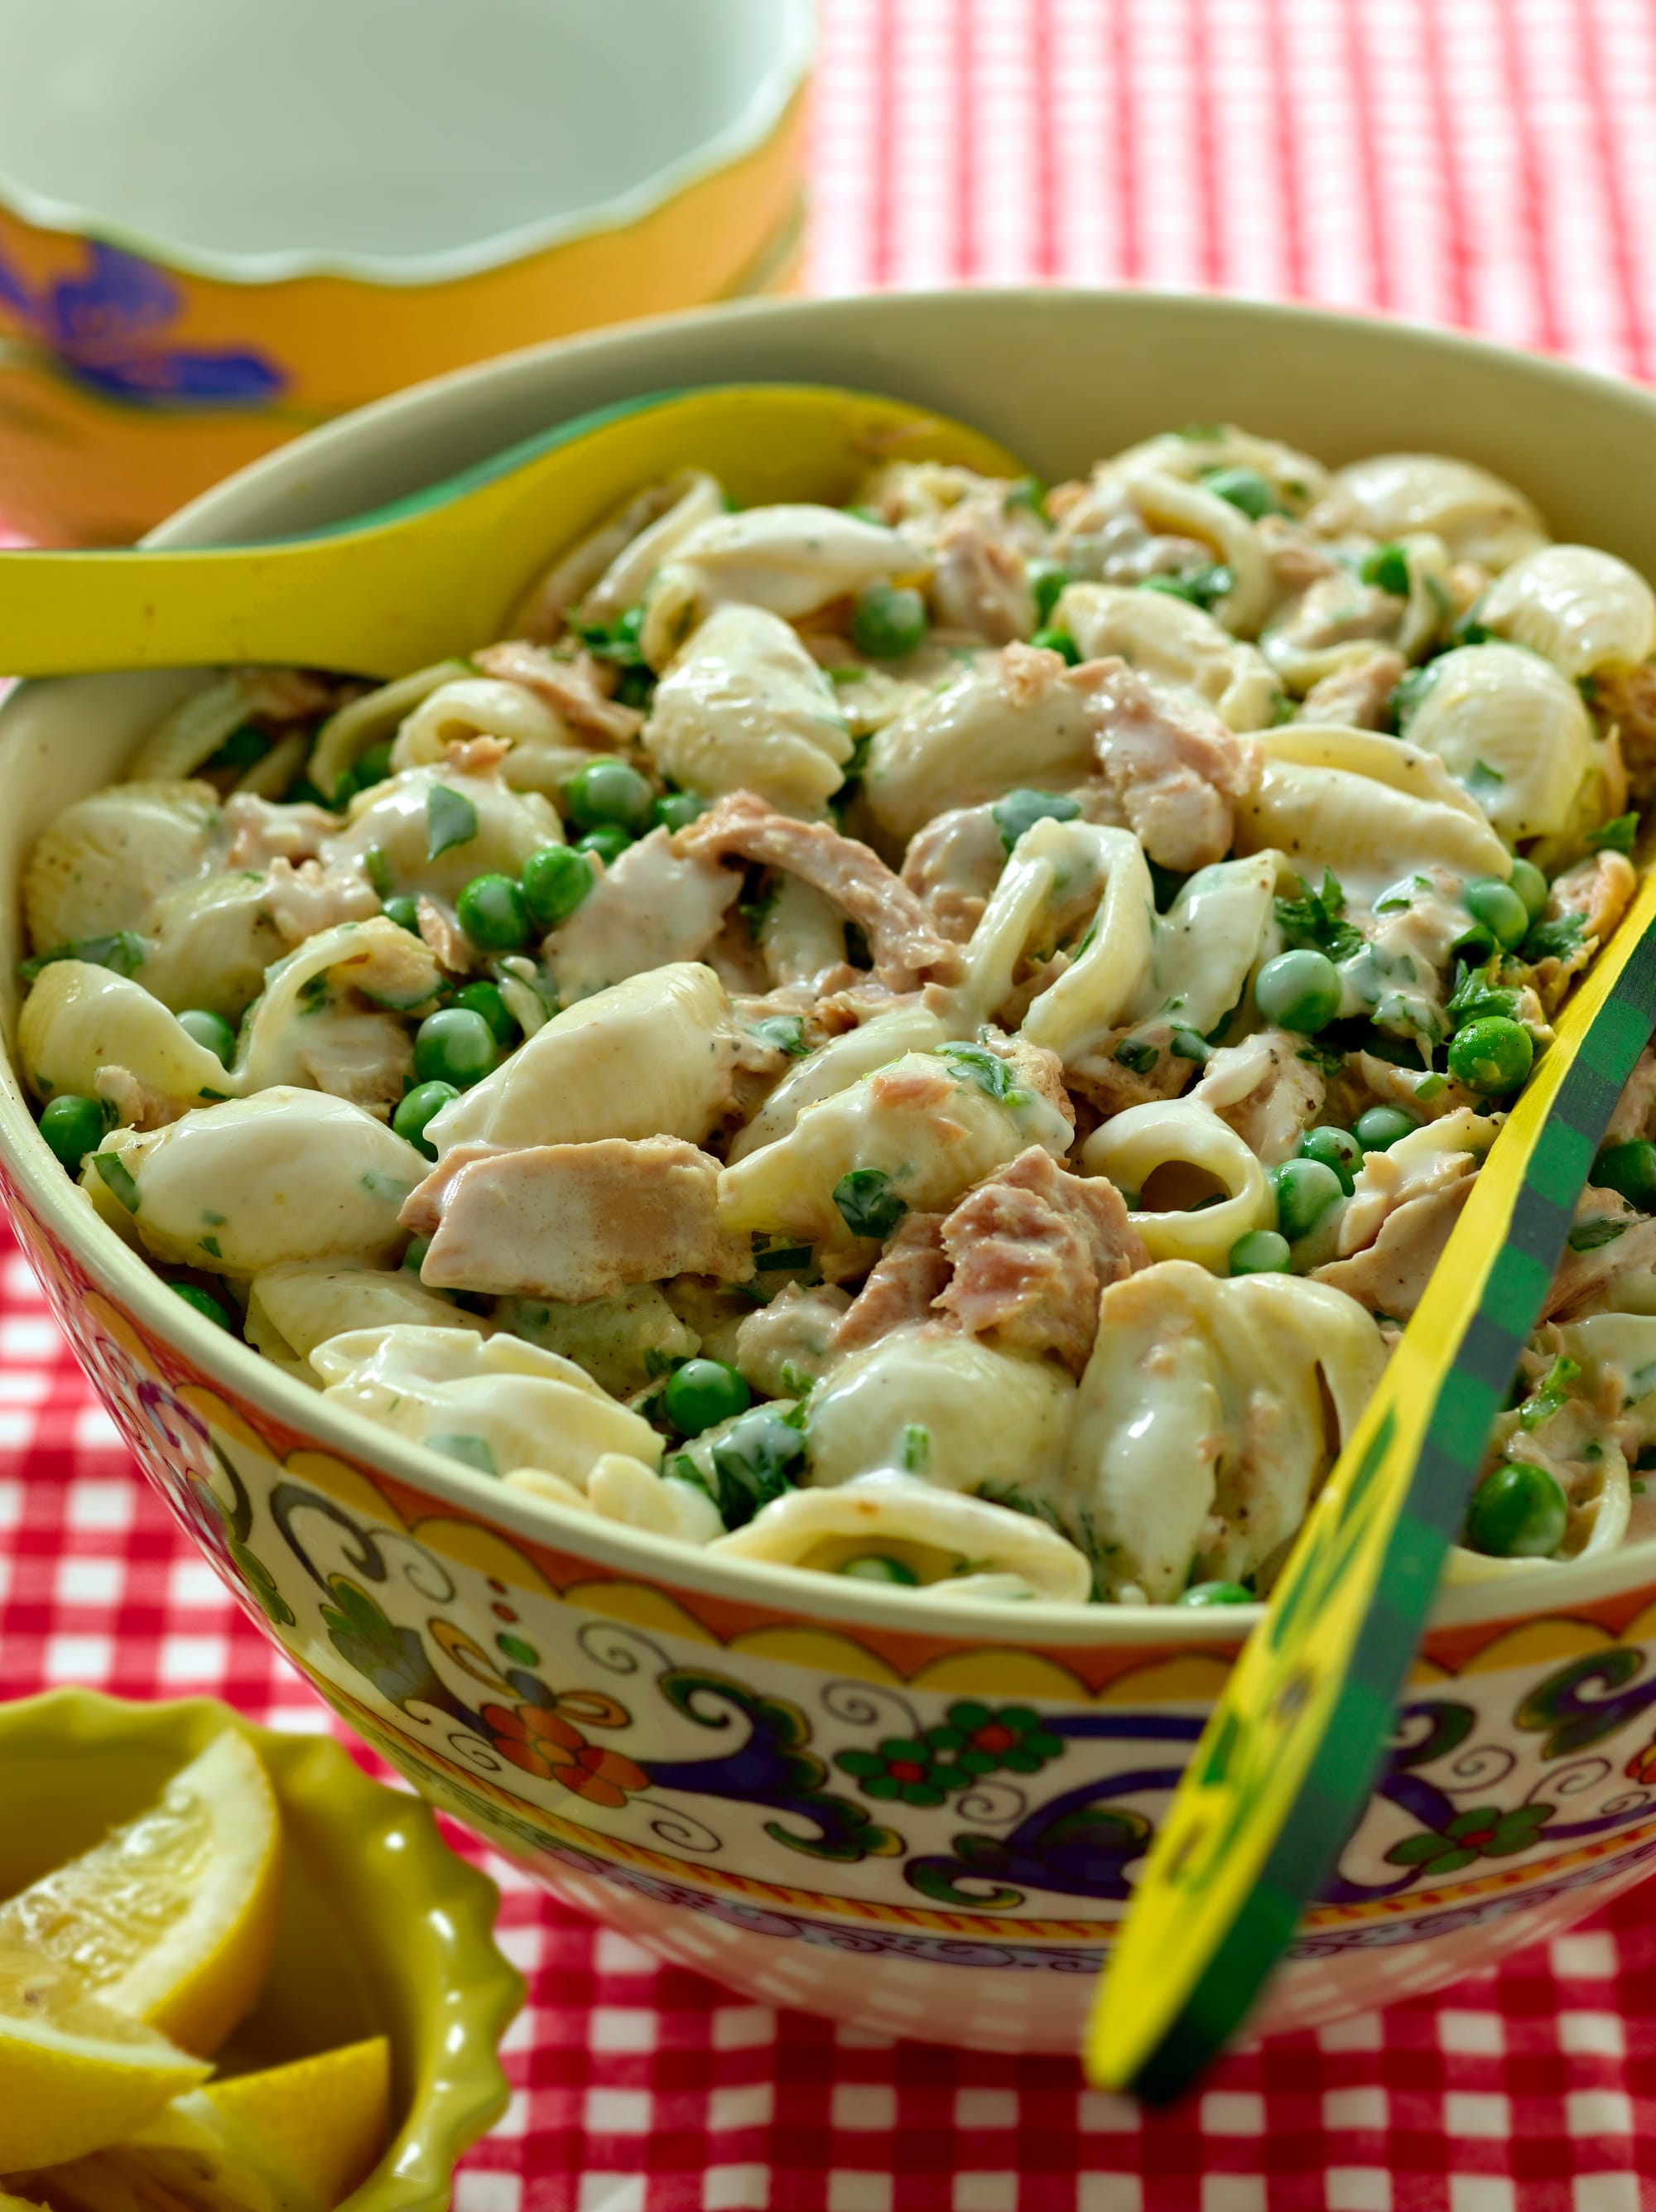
0, 1690, 523, 2212
0, 0, 813, 546
11, 292, 1656, 2055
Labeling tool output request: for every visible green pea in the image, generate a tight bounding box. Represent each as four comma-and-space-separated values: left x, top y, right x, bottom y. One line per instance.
838, 1555, 921, 1586
1592, 1140, 1656, 1212
850, 583, 929, 660
1354, 1104, 1421, 1153
575, 826, 633, 866
1029, 626, 1081, 665
177, 1009, 235, 1067
563, 757, 655, 835
1177, 1581, 1254, 1606
455, 872, 531, 952
171, 1282, 234, 1331
651, 791, 706, 834
206, 723, 272, 773
1509, 856, 1549, 921
412, 1009, 494, 1092
1028, 561, 1071, 624
1300, 1125, 1361, 1194
1203, 466, 1278, 520
402, 1235, 431, 1275
1462, 876, 1529, 952
39, 1094, 108, 1174
383, 894, 421, 935
1451, 922, 1498, 966
1447, 1015, 1533, 1096
1271, 1157, 1345, 1241
454, 979, 518, 1050
1466, 1460, 1568, 1559
663, 1358, 753, 1438
1229, 1229, 1291, 1276
392, 1079, 460, 1158
1254, 948, 1341, 1034
521, 844, 595, 929
1359, 542, 1410, 597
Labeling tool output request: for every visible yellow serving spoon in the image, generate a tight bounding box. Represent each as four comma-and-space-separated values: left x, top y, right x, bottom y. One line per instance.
0, 383, 1024, 681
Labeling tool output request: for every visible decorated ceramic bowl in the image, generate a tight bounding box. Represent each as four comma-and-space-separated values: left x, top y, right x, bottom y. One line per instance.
8, 292, 1656, 2055
0, 1689, 521, 2212
0, 0, 812, 546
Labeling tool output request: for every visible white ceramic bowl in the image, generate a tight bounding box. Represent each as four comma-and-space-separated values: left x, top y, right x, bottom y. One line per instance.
7, 292, 1656, 2055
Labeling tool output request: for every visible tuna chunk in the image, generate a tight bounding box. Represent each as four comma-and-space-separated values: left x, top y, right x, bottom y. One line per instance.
1312, 1178, 1472, 1320
675, 791, 962, 990
1072, 656, 1259, 870
935, 1146, 1147, 1373
1299, 649, 1407, 730
474, 639, 646, 747
412, 1136, 753, 1301
830, 1213, 951, 1357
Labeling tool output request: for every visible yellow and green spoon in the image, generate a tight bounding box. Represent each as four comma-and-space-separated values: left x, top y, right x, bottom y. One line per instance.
2, 379, 1650, 2095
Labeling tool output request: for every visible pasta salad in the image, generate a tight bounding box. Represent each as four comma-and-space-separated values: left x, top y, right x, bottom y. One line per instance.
19, 424, 1656, 1607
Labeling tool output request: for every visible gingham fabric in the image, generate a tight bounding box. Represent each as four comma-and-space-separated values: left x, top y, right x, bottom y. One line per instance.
9, 2, 1656, 2205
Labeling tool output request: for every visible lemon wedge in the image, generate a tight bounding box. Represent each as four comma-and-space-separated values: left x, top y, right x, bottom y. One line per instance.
0, 1942, 210, 2171
11, 2036, 391, 2212
0, 1732, 281, 2058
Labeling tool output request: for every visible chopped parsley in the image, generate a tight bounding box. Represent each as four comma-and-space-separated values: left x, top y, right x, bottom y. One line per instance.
427, 1432, 498, 1476
1519, 1354, 1581, 1431
568, 604, 648, 667
706, 1408, 808, 1528
426, 783, 479, 861
1274, 869, 1364, 964
937, 1043, 1024, 1103
1138, 565, 1233, 611
1360, 543, 1410, 597
1588, 812, 1639, 855
363, 845, 394, 898
1567, 1218, 1629, 1252
1114, 1036, 1160, 1075
1446, 957, 1519, 1027
1466, 759, 1505, 806
833, 1168, 907, 1241
92, 1151, 141, 1212
751, 1014, 811, 1059
20, 930, 147, 986
1388, 663, 1439, 732
1170, 1029, 1211, 1063
901, 1422, 932, 1473
991, 787, 1080, 854
1521, 910, 1586, 965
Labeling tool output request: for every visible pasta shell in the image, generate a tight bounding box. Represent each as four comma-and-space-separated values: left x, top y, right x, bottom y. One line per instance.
1105, 426, 1332, 513
390, 676, 586, 798
308, 663, 469, 800
23, 780, 220, 955
1479, 544, 1656, 678
1332, 452, 1548, 571
327, 764, 563, 900
1403, 642, 1600, 839
18, 961, 232, 1120
245, 1260, 489, 1376
1080, 1100, 1274, 1270
1057, 581, 1279, 730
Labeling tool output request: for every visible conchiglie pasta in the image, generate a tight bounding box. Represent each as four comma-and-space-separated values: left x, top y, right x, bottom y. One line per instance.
726, 1004, 947, 1164
960, 819, 1154, 1058
1401, 642, 1600, 839
1331, 452, 1548, 571
1132, 852, 1278, 1034
308, 663, 469, 798
91, 1088, 425, 1275
1105, 425, 1332, 513
1477, 545, 1656, 679
426, 961, 737, 1157
642, 603, 854, 817
578, 470, 725, 625
1080, 1100, 1274, 1268
233, 916, 442, 1106
863, 654, 1095, 848
712, 1468, 1092, 1602
804, 1324, 1076, 1496
1105, 464, 1275, 635
1233, 725, 1509, 902
1065, 1260, 1387, 1599
244, 1260, 490, 1376
1055, 581, 1279, 730
19, 961, 233, 1121
326, 764, 563, 899
23, 780, 222, 954
388, 676, 590, 798
309, 1324, 661, 1487
122, 674, 271, 782
717, 1048, 1071, 1244
640, 504, 927, 667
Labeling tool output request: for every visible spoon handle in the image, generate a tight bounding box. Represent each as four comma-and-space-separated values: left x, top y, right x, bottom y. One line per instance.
1088, 867, 1656, 2099
0, 533, 459, 682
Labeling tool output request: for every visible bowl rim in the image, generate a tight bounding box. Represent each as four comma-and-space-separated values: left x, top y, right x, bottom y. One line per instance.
7, 282, 1656, 1651
0, 0, 814, 289
0, 1686, 522, 2212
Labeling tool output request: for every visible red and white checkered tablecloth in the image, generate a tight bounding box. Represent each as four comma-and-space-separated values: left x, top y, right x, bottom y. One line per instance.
11, 2, 1656, 2204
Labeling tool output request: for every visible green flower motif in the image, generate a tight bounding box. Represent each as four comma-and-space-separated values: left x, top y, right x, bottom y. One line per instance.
229, 1537, 295, 1628
835, 1703, 1065, 1805
1384, 1800, 1555, 1878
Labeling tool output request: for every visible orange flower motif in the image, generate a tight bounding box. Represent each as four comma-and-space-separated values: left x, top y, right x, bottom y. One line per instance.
482, 1700, 647, 1808
1625, 1737, 1656, 1786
